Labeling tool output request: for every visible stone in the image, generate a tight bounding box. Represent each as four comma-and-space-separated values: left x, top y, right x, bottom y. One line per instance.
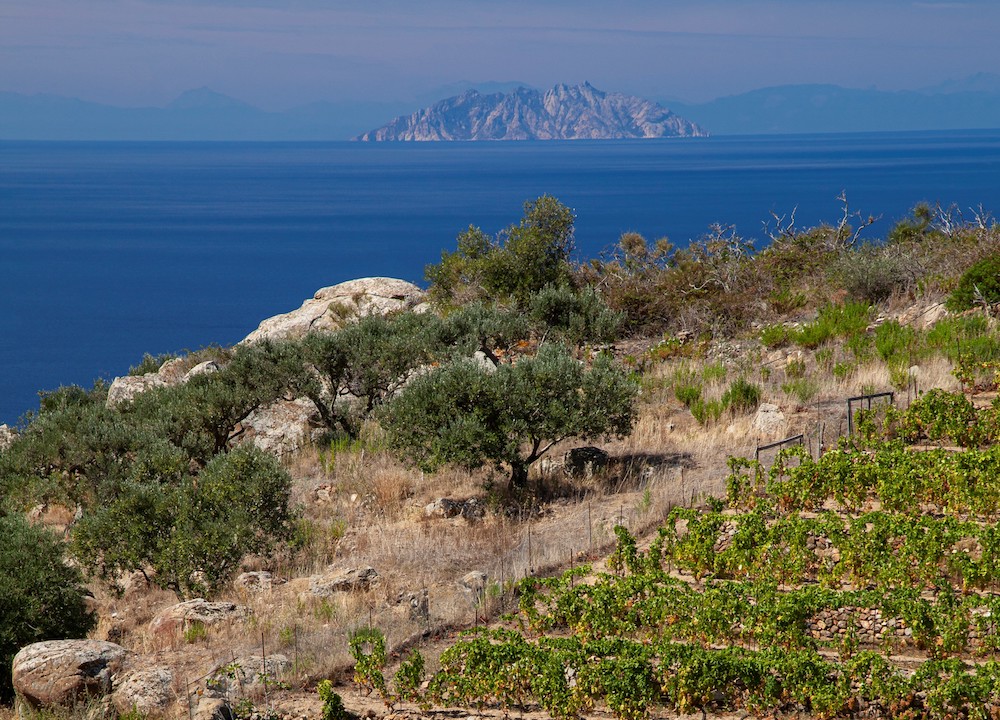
563, 446, 610, 479
309, 566, 379, 596
424, 498, 463, 519
106, 373, 168, 407
112, 666, 174, 716
235, 571, 273, 592
400, 588, 430, 622
238, 397, 322, 456
0, 423, 16, 450
194, 696, 233, 720
149, 599, 249, 636
12, 640, 129, 709
459, 571, 488, 600
242, 278, 426, 344
211, 655, 291, 695
184, 360, 220, 380
752, 403, 786, 436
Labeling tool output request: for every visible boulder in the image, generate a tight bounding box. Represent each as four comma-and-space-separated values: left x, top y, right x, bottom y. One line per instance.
12, 640, 129, 708
752, 403, 786, 436
211, 655, 291, 696
112, 666, 174, 716
242, 277, 427, 344
106, 373, 167, 407
459, 571, 488, 598
309, 566, 379, 596
235, 571, 274, 593
238, 397, 322, 456
564, 446, 610, 479
184, 360, 220, 380
149, 599, 249, 636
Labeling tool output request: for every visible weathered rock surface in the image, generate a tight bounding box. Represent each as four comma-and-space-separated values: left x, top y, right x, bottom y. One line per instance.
357, 83, 708, 141
106, 355, 219, 407
112, 665, 174, 716
424, 497, 484, 520
239, 397, 322, 455
459, 571, 488, 600
12, 640, 129, 708
149, 599, 249, 635
242, 277, 427, 344
752, 403, 787, 436
309, 566, 380, 596
235, 571, 274, 593
210, 655, 291, 695
0, 423, 16, 450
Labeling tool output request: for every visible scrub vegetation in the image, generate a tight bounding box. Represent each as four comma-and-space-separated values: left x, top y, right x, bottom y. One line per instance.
1, 195, 999, 719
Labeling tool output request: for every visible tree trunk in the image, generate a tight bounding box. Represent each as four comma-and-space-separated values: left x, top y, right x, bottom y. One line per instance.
508, 461, 529, 491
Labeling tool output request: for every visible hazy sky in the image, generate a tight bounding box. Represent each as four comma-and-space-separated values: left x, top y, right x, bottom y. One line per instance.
2, 0, 998, 108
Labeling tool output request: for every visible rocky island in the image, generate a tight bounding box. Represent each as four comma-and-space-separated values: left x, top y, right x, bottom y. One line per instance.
355, 82, 708, 141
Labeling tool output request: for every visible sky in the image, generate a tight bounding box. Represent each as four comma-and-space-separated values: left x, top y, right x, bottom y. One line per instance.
2, 0, 999, 109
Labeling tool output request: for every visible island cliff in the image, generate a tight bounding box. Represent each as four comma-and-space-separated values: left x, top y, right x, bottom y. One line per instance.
355, 82, 708, 141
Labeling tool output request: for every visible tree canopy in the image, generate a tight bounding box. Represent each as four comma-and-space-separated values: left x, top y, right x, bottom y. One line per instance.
380, 343, 638, 488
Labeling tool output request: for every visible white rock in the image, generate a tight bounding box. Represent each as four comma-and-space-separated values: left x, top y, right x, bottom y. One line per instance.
752, 403, 786, 436
309, 566, 380, 596
112, 666, 174, 716
242, 277, 426, 344
238, 397, 322, 455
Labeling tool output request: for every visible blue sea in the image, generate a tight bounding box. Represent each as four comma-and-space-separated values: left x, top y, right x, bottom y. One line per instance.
3, 131, 1000, 424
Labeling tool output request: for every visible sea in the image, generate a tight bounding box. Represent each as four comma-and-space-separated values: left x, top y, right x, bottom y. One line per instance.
2, 130, 1000, 425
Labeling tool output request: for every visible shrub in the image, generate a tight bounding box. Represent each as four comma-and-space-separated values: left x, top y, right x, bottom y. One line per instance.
792, 302, 871, 349
426, 195, 576, 306
761, 325, 790, 349
946, 256, 1000, 311
527, 284, 622, 346
0, 515, 95, 700
722, 377, 762, 414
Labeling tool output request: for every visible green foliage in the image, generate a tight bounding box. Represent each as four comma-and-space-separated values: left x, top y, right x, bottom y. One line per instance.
722, 377, 762, 414
782, 377, 819, 405
946, 255, 1000, 311
317, 680, 347, 720
72, 445, 293, 596
128, 352, 177, 376
527, 284, 622, 345
349, 627, 387, 697
760, 324, 790, 349
830, 244, 908, 303
296, 312, 446, 438
440, 302, 530, 364
381, 343, 638, 488
0, 515, 95, 701
426, 195, 576, 306
792, 301, 872, 349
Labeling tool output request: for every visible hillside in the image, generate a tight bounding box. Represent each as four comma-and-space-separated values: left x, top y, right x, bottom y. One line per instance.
1, 197, 1000, 720
355, 82, 708, 141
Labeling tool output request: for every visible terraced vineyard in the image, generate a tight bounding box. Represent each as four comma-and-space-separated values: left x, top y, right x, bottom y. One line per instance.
349, 391, 1000, 719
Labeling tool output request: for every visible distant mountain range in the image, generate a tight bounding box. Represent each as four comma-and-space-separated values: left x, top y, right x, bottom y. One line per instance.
2, 74, 1000, 140
663, 73, 1000, 135
356, 83, 707, 141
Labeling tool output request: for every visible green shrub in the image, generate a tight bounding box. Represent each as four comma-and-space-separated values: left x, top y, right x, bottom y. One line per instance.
782, 378, 819, 405
874, 321, 919, 364
528, 284, 622, 345
318, 680, 347, 720
702, 361, 727, 383
946, 255, 1000, 311
760, 325, 790, 349
426, 195, 576, 306
691, 398, 725, 425
128, 352, 177, 376
722, 377, 762, 414
792, 302, 872, 349
0, 515, 95, 700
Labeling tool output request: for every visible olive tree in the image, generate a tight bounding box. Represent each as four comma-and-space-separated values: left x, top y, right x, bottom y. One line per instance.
380, 343, 638, 489
72, 445, 293, 597
293, 312, 447, 438
426, 195, 576, 306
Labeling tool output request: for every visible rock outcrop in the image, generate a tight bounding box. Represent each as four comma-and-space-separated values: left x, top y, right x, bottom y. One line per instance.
309, 566, 380, 596
149, 599, 249, 636
357, 83, 708, 141
12, 640, 129, 709
242, 277, 427, 344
